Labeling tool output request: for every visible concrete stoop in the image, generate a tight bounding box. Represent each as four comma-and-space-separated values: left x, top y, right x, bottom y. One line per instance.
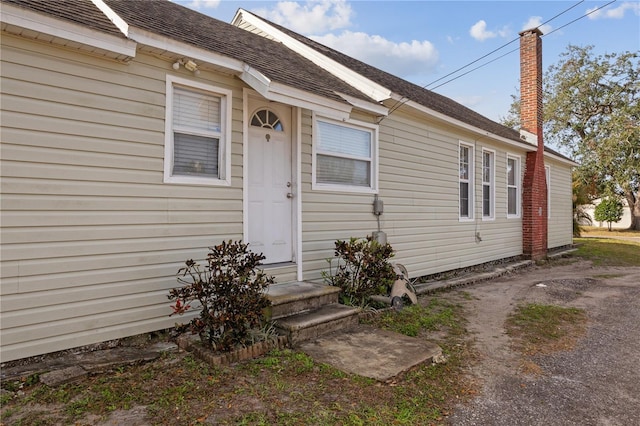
266, 281, 359, 345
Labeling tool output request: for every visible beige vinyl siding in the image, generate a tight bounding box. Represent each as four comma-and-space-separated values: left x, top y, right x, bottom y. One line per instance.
0, 34, 245, 362
300, 106, 528, 281
547, 158, 574, 248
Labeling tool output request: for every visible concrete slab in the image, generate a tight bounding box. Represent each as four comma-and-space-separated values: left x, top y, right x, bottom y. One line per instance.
40, 365, 87, 387
298, 325, 442, 382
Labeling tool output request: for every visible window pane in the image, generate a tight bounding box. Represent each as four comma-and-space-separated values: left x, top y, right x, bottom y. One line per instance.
483, 152, 491, 183
483, 185, 491, 216
508, 187, 517, 215
173, 133, 219, 177
317, 121, 371, 158
507, 158, 515, 186
317, 154, 370, 187
460, 182, 469, 217
460, 146, 469, 180
174, 87, 221, 133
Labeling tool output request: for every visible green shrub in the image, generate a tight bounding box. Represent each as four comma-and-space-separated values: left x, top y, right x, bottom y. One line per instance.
168, 240, 274, 351
323, 237, 398, 307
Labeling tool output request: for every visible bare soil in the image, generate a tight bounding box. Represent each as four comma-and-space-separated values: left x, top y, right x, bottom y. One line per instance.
2, 257, 639, 425
444, 259, 640, 426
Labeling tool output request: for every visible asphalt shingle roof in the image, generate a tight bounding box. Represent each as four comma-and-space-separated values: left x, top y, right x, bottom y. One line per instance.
5, 0, 572, 161
260, 16, 525, 143
2, 0, 124, 37
102, 0, 376, 106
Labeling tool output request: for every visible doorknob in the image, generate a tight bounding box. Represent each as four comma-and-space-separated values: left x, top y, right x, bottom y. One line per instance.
287, 192, 294, 199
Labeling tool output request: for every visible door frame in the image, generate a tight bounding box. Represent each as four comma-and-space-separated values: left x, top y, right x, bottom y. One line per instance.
243, 89, 302, 281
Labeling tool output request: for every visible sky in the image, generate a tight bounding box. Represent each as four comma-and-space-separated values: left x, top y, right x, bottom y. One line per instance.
175, 0, 640, 123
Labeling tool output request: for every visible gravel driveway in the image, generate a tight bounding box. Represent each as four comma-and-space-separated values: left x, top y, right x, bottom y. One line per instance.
444, 260, 640, 426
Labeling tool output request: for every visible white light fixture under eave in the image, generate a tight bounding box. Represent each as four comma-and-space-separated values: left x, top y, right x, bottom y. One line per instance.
172, 58, 200, 75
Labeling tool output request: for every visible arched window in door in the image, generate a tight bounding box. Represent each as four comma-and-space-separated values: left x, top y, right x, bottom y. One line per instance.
251, 109, 283, 131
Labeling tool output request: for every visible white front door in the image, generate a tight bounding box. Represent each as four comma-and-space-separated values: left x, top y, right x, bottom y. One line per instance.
247, 103, 293, 264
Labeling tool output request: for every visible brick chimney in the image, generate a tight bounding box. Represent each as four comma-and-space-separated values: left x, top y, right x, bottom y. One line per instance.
520, 28, 547, 260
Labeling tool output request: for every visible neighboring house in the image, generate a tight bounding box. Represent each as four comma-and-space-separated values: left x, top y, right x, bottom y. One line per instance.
581, 199, 632, 229
0, 0, 575, 362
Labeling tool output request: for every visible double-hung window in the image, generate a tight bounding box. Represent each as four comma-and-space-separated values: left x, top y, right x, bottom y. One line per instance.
164, 76, 231, 185
507, 155, 520, 218
313, 116, 377, 192
482, 150, 495, 219
459, 142, 474, 219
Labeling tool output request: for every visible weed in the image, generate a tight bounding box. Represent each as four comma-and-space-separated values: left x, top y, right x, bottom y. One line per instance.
506, 303, 587, 356
593, 273, 625, 279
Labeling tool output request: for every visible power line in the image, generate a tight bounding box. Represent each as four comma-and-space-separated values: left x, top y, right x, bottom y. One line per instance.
384, 0, 616, 119
544, 0, 617, 37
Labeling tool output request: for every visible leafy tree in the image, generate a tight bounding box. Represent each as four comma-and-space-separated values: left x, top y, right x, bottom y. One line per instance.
594, 198, 624, 231
501, 45, 640, 230
572, 170, 595, 236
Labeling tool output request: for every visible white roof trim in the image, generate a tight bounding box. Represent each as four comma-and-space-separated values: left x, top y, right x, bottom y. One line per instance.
336, 92, 388, 116
544, 151, 578, 166
397, 95, 535, 151
241, 65, 351, 120
232, 9, 392, 103
519, 129, 538, 146
91, 0, 129, 37
0, 2, 136, 57
127, 27, 244, 73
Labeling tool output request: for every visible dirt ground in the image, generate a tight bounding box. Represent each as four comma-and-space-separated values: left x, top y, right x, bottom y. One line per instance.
3, 257, 639, 425
443, 259, 640, 426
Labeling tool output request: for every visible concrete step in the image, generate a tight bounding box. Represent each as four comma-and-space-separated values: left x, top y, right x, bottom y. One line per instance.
275, 304, 360, 345
266, 281, 341, 320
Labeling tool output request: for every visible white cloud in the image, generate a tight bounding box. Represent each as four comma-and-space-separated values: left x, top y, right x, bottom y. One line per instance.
253, 0, 353, 34
587, 2, 640, 19
312, 31, 439, 77
521, 16, 552, 35
469, 20, 511, 41
184, 0, 220, 9
470, 20, 495, 41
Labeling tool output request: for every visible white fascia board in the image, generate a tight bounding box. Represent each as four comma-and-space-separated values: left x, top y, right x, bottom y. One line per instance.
398, 96, 535, 152
336, 92, 388, 116
241, 65, 351, 120
0, 2, 136, 57
544, 151, 578, 167
127, 27, 245, 73
233, 9, 392, 103
91, 0, 128, 36
519, 129, 538, 146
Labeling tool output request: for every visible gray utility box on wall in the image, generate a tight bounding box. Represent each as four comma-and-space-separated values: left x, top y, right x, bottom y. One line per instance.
372, 231, 387, 245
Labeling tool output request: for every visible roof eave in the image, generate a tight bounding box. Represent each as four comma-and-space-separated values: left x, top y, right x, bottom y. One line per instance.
127, 27, 245, 73
398, 96, 533, 151
240, 65, 352, 120
232, 8, 392, 103
0, 2, 136, 58
544, 150, 578, 166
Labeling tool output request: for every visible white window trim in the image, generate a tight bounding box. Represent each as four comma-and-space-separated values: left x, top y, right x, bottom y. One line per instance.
482, 148, 496, 221
459, 141, 474, 221
507, 154, 521, 219
164, 75, 232, 186
545, 165, 551, 219
311, 114, 379, 194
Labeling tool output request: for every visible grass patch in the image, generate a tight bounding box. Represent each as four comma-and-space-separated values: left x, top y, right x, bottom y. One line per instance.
574, 237, 640, 267
2, 298, 475, 426
366, 298, 465, 338
506, 303, 587, 357
580, 227, 640, 238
